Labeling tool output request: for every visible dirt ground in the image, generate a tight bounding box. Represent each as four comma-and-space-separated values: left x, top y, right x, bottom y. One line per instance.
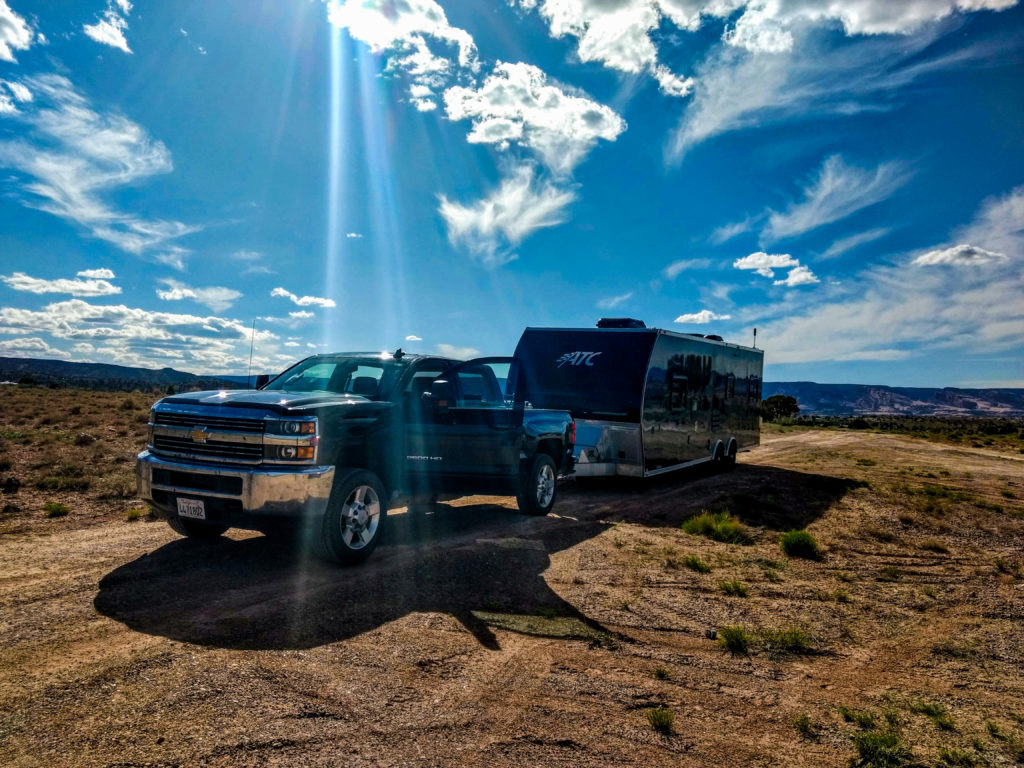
1, 390, 1023, 767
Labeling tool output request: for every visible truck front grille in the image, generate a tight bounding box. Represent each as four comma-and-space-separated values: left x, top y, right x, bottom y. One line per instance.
153, 412, 265, 433
152, 434, 263, 464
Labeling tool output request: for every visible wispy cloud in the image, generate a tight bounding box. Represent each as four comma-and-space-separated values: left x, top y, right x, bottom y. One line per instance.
0, 74, 199, 255
912, 244, 1007, 266
156, 279, 242, 312
438, 165, 577, 268
1, 270, 121, 297
405, 334, 422, 341
669, 19, 1016, 161
346, 232, 363, 239
762, 155, 911, 243
597, 292, 633, 309
675, 309, 731, 324
819, 227, 891, 260
271, 286, 336, 308
83, 0, 133, 54
436, 342, 479, 359
663, 258, 711, 279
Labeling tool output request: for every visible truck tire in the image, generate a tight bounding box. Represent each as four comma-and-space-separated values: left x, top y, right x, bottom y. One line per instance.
316, 469, 387, 565
517, 453, 557, 516
166, 515, 228, 539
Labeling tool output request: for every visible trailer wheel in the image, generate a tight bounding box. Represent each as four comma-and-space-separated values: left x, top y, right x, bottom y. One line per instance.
518, 454, 557, 516
724, 439, 738, 470
166, 516, 228, 539
315, 469, 388, 565
712, 441, 725, 465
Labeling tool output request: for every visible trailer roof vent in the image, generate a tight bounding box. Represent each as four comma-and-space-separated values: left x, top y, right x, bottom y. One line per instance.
703, 334, 724, 342
596, 317, 646, 329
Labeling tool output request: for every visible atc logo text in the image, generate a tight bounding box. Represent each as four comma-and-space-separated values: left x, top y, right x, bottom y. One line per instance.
556, 351, 602, 368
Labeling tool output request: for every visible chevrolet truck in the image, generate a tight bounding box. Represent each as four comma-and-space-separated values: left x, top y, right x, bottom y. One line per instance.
136, 352, 575, 564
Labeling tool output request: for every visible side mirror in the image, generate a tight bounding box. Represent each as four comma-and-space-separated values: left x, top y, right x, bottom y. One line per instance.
255, 374, 271, 389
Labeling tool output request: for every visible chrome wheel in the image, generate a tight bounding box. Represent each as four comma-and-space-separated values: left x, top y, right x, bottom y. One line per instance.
536, 462, 556, 507
339, 484, 380, 550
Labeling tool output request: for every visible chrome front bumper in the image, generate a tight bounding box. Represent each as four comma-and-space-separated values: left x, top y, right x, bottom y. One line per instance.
136, 450, 335, 518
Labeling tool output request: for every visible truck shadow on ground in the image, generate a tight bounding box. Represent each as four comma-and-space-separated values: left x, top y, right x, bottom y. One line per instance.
95, 464, 865, 652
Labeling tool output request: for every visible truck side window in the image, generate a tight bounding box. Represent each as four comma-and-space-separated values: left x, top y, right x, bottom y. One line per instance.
451, 363, 509, 407
666, 370, 687, 412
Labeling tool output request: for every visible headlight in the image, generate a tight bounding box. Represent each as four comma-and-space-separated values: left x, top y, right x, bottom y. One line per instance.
282, 421, 316, 435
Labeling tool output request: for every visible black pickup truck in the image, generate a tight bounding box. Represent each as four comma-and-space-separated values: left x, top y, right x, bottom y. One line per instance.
136, 352, 575, 563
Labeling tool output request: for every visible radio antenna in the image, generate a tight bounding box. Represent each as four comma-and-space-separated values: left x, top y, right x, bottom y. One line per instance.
247, 319, 257, 387
753, 327, 757, 350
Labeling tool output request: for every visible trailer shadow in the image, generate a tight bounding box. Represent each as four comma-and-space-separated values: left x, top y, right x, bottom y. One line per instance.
95, 463, 863, 652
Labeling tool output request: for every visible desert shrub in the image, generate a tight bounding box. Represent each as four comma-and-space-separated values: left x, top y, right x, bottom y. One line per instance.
851, 731, 911, 767
120, 397, 138, 411
682, 555, 711, 573
794, 713, 816, 739
938, 747, 976, 766
718, 625, 751, 654
838, 706, 876, 729
857, 458, 877, 467
719, 580, 749, 597
124, 508, 145, 522
43, 501, 69, 518
920, 539, 949, 553
909, 700, 955, 730
760, 627, 814, 655
834, 589, 851, 603
96, 475, 136, 499
645, 707, 674, 733
652, 666, 669, 680
780, 530, 822, 560
0, 457, 11, 472
878, 566, 901, 582
681, 511, 749, 544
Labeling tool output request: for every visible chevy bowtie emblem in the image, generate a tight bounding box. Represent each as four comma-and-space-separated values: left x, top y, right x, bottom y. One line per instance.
190, 427, 209, 443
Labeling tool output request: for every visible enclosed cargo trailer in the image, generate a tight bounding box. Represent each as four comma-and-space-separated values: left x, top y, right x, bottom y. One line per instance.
513, 321, 764, 478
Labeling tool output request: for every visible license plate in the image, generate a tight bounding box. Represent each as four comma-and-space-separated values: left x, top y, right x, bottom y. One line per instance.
176, 497, 206, 520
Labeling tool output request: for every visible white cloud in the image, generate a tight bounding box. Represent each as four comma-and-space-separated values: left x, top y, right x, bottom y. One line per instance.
346, 232, 363, 239
763, 155, 911, 243
329, 0, 477, 108
232, 250, 260, 261
1, 271, 121, 297
0, 78, 31, 113
289, 310, 314, 319
0, 74, 198, 255
773, 264, 819, 286
271, 287, 336, 308
76, 267, 115, 279
438, 164, 577, 267
0, 336, 71, 359
951, 183, 1024, 258
597, 291, 633, 309
284, 341, 300, 347
436, 343, 479, 359
669, 20, 1016, 161
663, 257, 711, 279
519, 0, 693, 97
752, 188, 1024, 364
83, 0, 133, 54
0, 298, 281, 373
675, 309, 732, 324
156, 279, 242, 312
819, 227, 891, 260
733, 251, 798, 278
405, 334, 423, 341
0, 0, 34, 62
912, 243, 1008, 266
444, 62, 625, 176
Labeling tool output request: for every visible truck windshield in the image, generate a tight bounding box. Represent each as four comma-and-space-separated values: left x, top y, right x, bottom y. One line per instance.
262, 357, 401, 399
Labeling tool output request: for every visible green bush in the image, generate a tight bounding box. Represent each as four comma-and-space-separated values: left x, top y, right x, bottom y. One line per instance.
43, 501, 69, 518
719, 580, 749, 597
779, 530, 822, 560
838, 706, 876, 729
682, 511, 749, 544
938, 747, 976, 766
718, 625, 751, 654
760, 627, 814, 655
645, 707, 674, 732
851, 731, 911, 767
682, 554, 711, 573
794, 713, 816, 739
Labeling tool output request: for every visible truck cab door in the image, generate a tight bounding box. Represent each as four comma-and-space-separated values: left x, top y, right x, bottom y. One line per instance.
425, 357, 521, 478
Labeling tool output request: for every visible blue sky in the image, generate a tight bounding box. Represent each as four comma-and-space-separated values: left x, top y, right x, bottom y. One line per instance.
0, 0, 1021, 386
